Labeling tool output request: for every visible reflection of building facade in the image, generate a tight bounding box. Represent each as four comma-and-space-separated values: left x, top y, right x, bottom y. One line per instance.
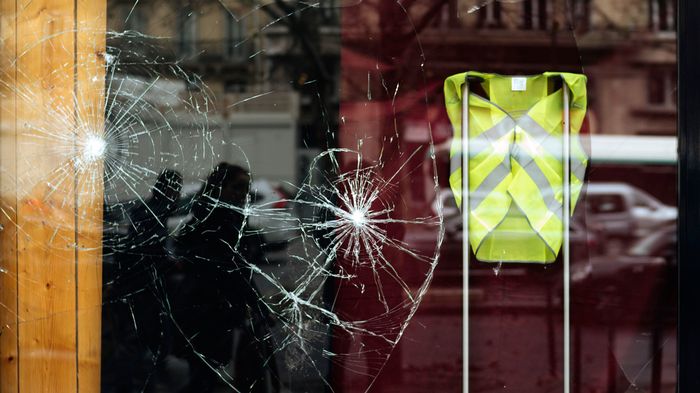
107, 0, 341, 185
343, 0, 676, 136
338, 0, 678, 256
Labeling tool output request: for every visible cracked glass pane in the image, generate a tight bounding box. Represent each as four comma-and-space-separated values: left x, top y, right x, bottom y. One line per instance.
99, 1, 443, 392
0, 0, 678, 392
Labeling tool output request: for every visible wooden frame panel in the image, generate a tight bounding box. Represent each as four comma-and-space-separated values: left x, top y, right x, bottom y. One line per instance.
0, 0, 106, 391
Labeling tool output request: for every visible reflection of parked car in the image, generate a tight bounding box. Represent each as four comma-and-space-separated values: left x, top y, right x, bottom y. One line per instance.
585, 183, 677, 246
247, 179, 300, 245
574, 225, 676, 319
433, 187, 601, 254
572, 226, 675, 285
429, 187, 601, 286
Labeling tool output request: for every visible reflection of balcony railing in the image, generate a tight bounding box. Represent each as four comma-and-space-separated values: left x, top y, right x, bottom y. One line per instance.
225, 89, 300, 118
649, 0, 676, 32
476, 1, 504, 30
179, 39, 255, 63
107, 35, 257, 64
426, 0, 675, 37
520, 0, 551, 31
319, 0, 341, 25
462, 0, 556, 31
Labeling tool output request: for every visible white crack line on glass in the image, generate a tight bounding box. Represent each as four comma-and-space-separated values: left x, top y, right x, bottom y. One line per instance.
0, 2, 446, 391
468, 0, 526, 14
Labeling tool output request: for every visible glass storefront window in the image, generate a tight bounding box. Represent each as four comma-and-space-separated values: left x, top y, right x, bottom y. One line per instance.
0, 0, 686, 392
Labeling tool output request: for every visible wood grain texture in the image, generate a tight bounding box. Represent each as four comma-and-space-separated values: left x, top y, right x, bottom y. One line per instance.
0, 1, 19, 392
75, 0, 106, 391
16, 0, 78, 390
0, 0, 106, 391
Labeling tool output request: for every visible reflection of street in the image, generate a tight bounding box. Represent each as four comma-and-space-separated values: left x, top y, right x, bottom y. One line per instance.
397, 286, 677, 393
253, 237, 330, 393
586, 183, 677, 255
402, 178, 678, 393
433, 181, 677, 258
379, 178, 678, 393
246, 229, 677, 393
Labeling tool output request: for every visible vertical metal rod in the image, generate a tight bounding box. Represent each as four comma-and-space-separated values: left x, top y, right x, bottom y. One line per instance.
563, 82, 572, 393
461, 79, 470, 393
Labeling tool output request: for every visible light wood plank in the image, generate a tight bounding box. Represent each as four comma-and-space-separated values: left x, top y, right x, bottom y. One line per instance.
1, 1, 107, 391
15, 0, 78, 391
0, 1, 19, 392
75, 0, 106, 391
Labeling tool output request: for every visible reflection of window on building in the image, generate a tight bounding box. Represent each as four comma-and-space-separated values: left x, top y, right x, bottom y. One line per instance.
647, 69, 677, 107
227, 14, 246, 60
321, 0, 339, 24
649, 0, 676, 32
571, 0, 591, 31
590, 194, 625, 214
110, 2, 143, 33
476, 1, 502, 29
124, 5, 143, 32
224, 80, 247, 93
179, 8, 197, 56
433, 0, 458, 29
521, 0, 548, 30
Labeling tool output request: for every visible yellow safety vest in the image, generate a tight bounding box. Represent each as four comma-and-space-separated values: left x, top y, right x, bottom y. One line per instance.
444, 72, 588, 263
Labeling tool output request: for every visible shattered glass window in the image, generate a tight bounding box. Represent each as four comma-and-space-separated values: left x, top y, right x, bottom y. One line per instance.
0, 0, 677, 392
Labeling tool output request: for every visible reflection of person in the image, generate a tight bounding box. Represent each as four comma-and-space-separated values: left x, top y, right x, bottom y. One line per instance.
102, 169, 183, 393
127, 169, 183, 257
173, 163, 278, 393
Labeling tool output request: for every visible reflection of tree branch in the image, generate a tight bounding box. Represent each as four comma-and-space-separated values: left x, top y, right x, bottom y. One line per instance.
249, 0, 288, 24
258, 0, 285, 20
589, 1, 620, 30
406, 0, 448, 37
272, 0, 295, 15
400, 0, 424, 11
253, 0, 444, 82
256, 0, 331, 83
378, 0, 448, 42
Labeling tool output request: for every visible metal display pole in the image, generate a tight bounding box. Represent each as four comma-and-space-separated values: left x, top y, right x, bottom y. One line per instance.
460, 77, 573, 393
461, 78, 571, 393
461, 79, 470, 393
562, 82, 572, 393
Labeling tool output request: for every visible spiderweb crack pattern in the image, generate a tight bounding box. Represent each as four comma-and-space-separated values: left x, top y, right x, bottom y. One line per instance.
0, 3, 445, 392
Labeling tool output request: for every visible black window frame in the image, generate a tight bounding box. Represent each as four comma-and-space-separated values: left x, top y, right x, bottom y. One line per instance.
678, 0, 699, 390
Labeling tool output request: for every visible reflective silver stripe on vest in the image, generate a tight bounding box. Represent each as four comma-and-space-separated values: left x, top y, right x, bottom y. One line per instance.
453, 108, 582, 219
512, 115, 564, 164
466, 119, 515, 210
517, 115, 550, 141
511, 148, 562, 217
490, 117, 517, 141
450, 139, 462, 180
511, 115, 586, 217
469, 158, 510, 210
470, 117, 516, 156
572, 158, 586, 182
450, 117, 514, 191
